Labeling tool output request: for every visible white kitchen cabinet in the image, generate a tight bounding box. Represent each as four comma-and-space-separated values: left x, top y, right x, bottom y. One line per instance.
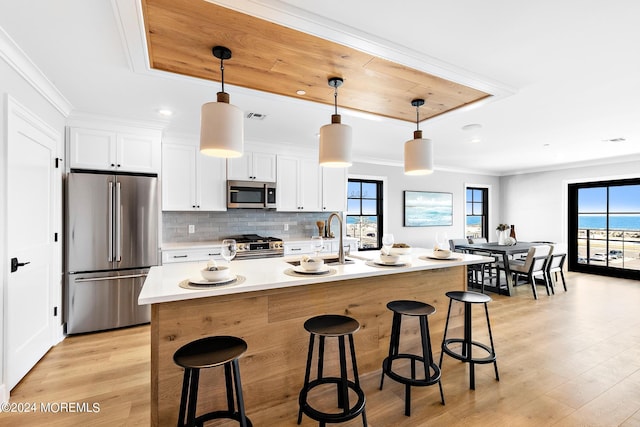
227, 151, 276, 182
321, 167, 347, 212
68, 126, 160, 173
162, 143, 226, 211
162, 246, 223, 264
276, 156, 322, 212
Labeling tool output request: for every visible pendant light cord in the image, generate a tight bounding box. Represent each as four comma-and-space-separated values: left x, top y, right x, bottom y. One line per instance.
334, 84, 338, 115
220, 56, 225, 93
415, 104, 420, 131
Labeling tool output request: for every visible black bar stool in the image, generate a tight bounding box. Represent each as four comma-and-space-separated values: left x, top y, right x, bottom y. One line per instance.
173, 335, 252, 427
297, 314, 367, 426
439, 291, 499, 390
380, 300, 445, 416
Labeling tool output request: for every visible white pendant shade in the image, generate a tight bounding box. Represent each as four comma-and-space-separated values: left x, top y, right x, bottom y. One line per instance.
319, 115, 352, 167
200, 98, 244, 158
404, 131, 433, 175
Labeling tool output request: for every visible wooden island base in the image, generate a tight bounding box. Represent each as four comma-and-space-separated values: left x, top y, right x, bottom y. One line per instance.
151, 266, 466, 426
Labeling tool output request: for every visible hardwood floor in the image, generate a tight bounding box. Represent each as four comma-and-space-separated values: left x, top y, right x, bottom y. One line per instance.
2, 272, 640, 426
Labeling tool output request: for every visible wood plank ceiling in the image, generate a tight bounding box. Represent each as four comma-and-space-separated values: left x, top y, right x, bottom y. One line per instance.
141, 0, 491, 123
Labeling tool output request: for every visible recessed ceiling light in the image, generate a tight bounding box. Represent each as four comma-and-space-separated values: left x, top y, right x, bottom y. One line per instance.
296, 90, 306, 95
470, 137, 482, 143
602, 137, 626, 142
462, 123, 482, 131
158, 109, 173, 117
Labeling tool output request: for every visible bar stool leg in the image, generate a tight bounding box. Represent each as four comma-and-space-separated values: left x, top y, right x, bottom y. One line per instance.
186, 368, 199, 427
348, 334, 367, 427
177, 368, 190, 427
380, 312, 401, 390
224, 363, 235, 414
231, 359, 249, 427
438, 299, 454, 369
420, 315, 445, 405
338, 335, 349, 411
484, 303, 500, 381
298, 334, 315, 424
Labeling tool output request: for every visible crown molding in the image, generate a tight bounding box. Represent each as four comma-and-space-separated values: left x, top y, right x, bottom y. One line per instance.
0, 26, 73, 116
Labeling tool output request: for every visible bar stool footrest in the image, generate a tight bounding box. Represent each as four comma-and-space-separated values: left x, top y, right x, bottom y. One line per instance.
381, 354, 441, 387
442, 338, 496, 364
299, 377, 366, 423
195, 410, 253, 426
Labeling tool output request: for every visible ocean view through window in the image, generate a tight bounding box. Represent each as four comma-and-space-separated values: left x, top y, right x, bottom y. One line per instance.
569, 179, 640, 279
466, 187, 488, 239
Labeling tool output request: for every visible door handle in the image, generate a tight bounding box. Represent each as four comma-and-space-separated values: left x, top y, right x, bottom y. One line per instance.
10, 257, 30, 273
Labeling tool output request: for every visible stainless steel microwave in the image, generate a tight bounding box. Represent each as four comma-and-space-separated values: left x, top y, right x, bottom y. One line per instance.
227, 180, 277, 209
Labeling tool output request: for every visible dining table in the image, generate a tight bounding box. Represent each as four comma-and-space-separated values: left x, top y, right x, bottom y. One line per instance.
454, 241, 544, 296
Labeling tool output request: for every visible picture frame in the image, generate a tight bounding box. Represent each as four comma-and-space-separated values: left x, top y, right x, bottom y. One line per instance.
403, 191, 453, 227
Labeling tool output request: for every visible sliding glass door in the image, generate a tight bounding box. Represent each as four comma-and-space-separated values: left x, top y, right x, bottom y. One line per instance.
568, 178, 640, 279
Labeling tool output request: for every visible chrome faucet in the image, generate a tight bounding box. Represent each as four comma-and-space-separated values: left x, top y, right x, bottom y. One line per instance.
327, 212, 345, 264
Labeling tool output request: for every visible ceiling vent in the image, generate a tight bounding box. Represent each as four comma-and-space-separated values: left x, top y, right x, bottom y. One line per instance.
246, 112, 267, 120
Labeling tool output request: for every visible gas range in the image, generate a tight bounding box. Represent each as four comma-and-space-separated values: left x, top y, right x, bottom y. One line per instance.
225, 234, 284, 259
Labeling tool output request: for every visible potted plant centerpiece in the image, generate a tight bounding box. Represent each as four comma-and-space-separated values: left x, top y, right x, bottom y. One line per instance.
496, 224, 510, 245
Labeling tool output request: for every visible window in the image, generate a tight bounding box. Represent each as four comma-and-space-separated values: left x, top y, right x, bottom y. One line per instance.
346, 179, 383, 250
569, 178, 640, 280
466, 187, 488, 239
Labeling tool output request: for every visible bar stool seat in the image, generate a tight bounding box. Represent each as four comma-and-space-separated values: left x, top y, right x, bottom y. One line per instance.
439, 291, 499, 390
297, 314, 367, 426
174, 335, 252, 427
380, 300, 444, 416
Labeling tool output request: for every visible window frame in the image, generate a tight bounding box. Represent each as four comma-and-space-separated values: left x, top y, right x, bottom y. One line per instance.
346, 178, 384, 250
465, 187, 488, 239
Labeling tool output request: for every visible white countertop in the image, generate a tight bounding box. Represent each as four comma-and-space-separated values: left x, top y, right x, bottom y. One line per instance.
139, 248, 492, 305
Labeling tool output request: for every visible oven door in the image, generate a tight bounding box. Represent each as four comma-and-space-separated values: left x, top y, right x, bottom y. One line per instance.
228, 180, 273, 209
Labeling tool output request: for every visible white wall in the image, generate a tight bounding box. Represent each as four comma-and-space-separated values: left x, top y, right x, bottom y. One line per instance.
1, 29, 67, 401
348, 162, 500, 248
500, 161, 640, 252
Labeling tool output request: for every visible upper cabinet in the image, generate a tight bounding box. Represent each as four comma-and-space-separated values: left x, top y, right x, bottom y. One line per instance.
227, 151, 276, 182
68, 126, 161, 173
277, 156, 322, 212
321, 167, 348, 212
162, 142, 226, 211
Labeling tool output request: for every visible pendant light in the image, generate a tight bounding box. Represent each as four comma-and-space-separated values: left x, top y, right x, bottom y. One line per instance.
404, 99, 434, 175
200, 46, 244, 158
319, 77, 352, 167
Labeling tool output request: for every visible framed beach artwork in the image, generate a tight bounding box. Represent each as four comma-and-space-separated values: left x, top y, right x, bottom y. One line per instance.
403, 191, 453, 227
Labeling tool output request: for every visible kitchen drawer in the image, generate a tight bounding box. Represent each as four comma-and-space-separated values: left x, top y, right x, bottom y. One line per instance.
162, 247, 223, 264
284, 242, 313, 256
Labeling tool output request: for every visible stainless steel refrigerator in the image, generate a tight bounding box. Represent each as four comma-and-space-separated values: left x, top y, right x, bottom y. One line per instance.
65, 171, 158, 334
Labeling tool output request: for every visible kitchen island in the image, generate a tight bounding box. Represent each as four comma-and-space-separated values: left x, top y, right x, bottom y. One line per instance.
139, 248, 491, 426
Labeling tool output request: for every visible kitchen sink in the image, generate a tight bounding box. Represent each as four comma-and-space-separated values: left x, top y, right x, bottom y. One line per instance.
287, 257, 355, 266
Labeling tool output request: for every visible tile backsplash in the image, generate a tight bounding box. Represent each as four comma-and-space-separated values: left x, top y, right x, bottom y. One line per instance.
162, 210, 335, 242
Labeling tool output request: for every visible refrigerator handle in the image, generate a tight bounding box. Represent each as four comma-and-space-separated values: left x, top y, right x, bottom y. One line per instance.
108, 181, 114, 262
115, 181, 122, 262
74, 273, 148, 283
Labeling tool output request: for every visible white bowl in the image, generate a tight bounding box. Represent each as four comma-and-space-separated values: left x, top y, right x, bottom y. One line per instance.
432, 249, 452, 259
201, 265, 231, 281
379, 253, 400, 264
390, 246, 412, 255
300, 257, 324, 271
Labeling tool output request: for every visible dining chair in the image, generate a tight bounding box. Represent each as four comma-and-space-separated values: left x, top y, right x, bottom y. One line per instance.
467, 237, 498, 289
449, 239, 482, 291
498, 245, 551, 299
546, 253, 567, 292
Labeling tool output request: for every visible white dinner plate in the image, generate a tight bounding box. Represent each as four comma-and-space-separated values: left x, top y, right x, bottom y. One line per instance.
373, 260, 407, 267
189, 275, 237, 285
293, 265, 330, 274
423, 255, 459, 261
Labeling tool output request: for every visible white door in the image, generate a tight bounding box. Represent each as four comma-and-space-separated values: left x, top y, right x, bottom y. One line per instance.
6, 98, 58, 390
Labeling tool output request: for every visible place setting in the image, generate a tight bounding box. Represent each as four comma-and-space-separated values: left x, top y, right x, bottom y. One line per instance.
420, 233, 460, 261
285, 237, 337, 277
180, 239, 246, 290
366, 234, 411, 268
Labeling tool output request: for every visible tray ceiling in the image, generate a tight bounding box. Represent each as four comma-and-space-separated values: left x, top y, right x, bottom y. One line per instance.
141, 0, 491, 123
